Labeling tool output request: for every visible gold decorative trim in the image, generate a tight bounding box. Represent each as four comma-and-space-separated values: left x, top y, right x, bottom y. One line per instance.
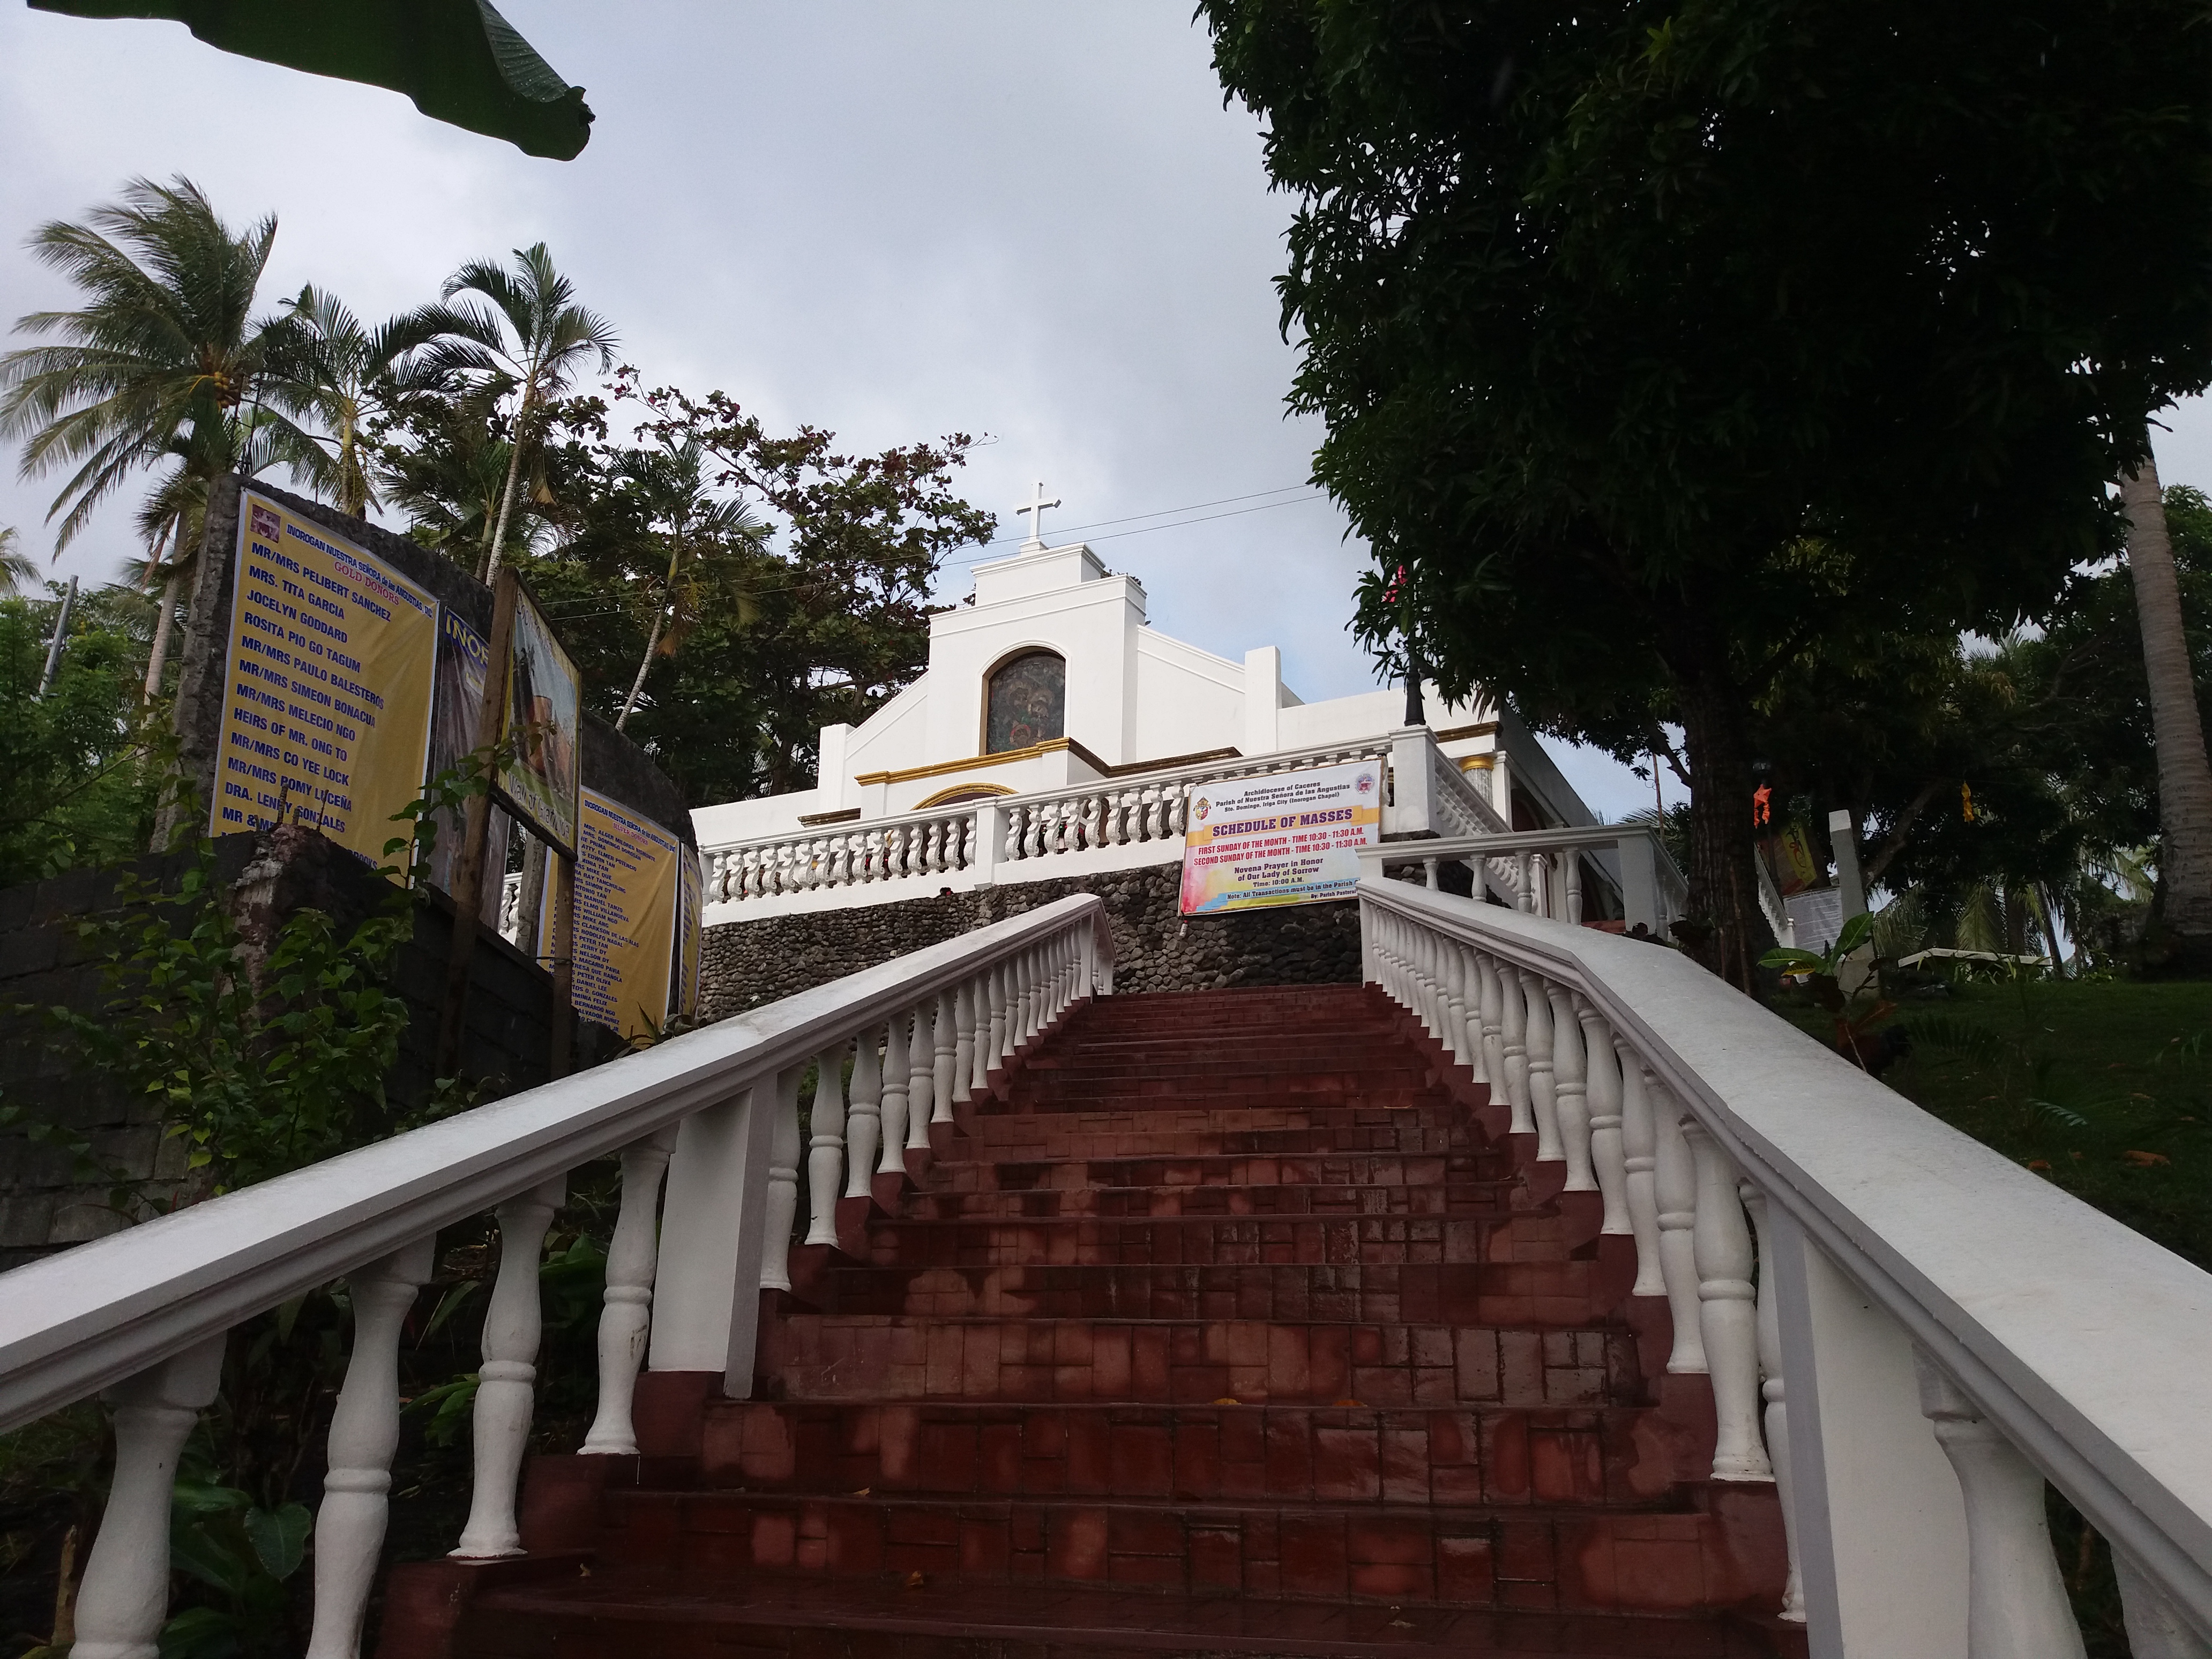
1458, 755, 1496, 773
855, 737, 1075, 788
1433, 721, 1499, 743
797, 806, 862, 826
915, 781, 1015, 808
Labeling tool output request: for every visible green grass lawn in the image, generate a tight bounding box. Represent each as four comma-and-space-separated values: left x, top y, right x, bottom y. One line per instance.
1778, 976, 2212, 1269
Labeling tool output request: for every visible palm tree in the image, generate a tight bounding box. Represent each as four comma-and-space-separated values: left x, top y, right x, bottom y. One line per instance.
420, 243, 615, 581
266, 283, 450, 519
612, 438, 763, 729
0, 176, 326, 693
2118, 455, 2212, 968
0, 526, 33, 594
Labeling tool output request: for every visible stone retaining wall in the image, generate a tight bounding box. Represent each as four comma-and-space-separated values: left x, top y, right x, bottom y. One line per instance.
699, 862, 1362, 1020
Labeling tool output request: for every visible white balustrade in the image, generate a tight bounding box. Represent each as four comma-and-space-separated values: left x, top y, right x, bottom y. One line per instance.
931, 987, 958, 1126
580, 1131, 676, 1458
803, 1042, 847, 1247
905, 1002, 935, 1155
878, 1008, 912, 1180
1354, 875, 2212, 1655
843, 1031, 883, 1201
454, 1177, 564, 1558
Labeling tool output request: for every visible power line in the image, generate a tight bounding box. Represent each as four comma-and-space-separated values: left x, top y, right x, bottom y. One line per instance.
952, 487, 1329, 564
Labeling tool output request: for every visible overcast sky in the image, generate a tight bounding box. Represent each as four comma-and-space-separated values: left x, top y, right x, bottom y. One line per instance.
5, 1, 2210, 820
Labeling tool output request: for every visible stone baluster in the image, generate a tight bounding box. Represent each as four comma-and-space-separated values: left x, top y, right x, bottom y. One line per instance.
987, 962, 1011, 1075
1566, 856, 1584, 924
1455, 948, 1487, 1085
960, 976, 983, 1098
803, 1041, 848, 1246
1476, 953, 1506, 1101
1680, 1122, 1770, 1482
1619, 1055, 1667, 1296
71, 1335, 227, 1659
1739, 1185, 1807, 1625
2113, 1555, 2211, 1659
1498, 959, 1534, 1135
1915, 1353, 2087, 1659
843, 1027, 884, 1200
1172, 790, 1192, 834
1546, 983, 1595, 1191
1515, 851, 1534, 911
305, 1240, 437, 1658
1423, 932, 1448, 1045
1576, 1000, 1631, 1234
758, 1065, 804, 1292
1520, 970, 1561, 1161
1651, 1089, 1708, 1372
1141, 788, 1161, 841
453, 1176, 565, 1558
878, 1013, 911, 1180
931, 987, 959, 1124
906, 1003, 936, 1152
1018, 949, 1042, 1045
578, 1131, 678, 1459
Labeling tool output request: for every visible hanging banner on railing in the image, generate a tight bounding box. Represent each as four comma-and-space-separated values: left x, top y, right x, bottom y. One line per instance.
1178, 759, 1382, 914
567, 788, 681, 1040
209, 491, 438, 871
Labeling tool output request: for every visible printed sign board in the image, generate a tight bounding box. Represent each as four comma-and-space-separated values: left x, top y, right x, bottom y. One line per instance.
1178, 760, 1383, 915
497, 582, 582, 857
570, 788, 681, 1040
424, 607, 509, 898
210, 492, 438, 871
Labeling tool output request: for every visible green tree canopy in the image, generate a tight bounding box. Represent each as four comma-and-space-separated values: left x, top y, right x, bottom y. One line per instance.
1202, 0, 2212, 977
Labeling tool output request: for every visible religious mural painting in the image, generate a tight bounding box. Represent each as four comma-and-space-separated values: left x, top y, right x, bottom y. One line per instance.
985, 649, 1065, 753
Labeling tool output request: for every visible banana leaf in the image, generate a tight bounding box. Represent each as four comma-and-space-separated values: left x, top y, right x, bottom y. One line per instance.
27, 0, 592, 159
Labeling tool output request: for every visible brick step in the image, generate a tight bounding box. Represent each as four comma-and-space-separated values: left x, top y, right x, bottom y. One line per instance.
1016, 1045, 1419, 1076
852, 1213, 1513, 1269
697, 1400, 1661, 1508
812, 1260, 1616, 1326
762, 1317, 1633, 1407
897, 1181, 1521, 1221
455, 1564, 1785, 1658
587, 1489, 1778, 1615
936, 1124, 1497, 1164
923, 1153, 1497, 1192
985, 1091, 1458, 1121
962, 1101, 1484, 1138
1008, 1077, 1438, 1105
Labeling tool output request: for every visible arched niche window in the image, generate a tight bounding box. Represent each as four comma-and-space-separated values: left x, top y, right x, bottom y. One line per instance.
984, 650, 1066, 753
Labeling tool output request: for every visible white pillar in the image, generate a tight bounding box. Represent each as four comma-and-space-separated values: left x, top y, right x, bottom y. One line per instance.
953, 980, 977, 1103
1498, 959, 1533, 1135
878, 1012, 911, 1179
72, 1336, 226, 1659
453, 1176, 564, 1558
308, 1239, 438, 1659
1915, 1354, 2086, 1659
843, 1027, 883, 1200
758, 1066, 803, 1294
1740, 1185, 1807, 1624
906, 1002, 936, 1146
1682, 1124, 1769, 1482
1578, 1001, 1630, 1234
803, 1041, 847, 1247
1651, 1091, 1708, 1374
1546, 983, 1594, 1191
580, 1130, 677, 1457
988, 962, 1011, 1072
1520, 969, 1561, 1161
1477, 953, 1506, 1104
968, 971, 993, 1096
931, 987, 959, 1124
1619, 1055, 1666, 1297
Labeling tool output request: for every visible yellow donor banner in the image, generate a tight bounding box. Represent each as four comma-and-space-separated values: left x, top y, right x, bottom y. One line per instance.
210, 494, 438, 871
571, 789, 681, 1040
1178, 759, 1383, 915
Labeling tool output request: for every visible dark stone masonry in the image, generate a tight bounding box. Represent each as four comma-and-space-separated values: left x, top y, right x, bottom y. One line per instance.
699, 861, 1362, 1020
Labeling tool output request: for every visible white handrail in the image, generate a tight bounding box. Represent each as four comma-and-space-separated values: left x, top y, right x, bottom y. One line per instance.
1358, 877, 2212, 1654
0, 894, 1110, 1656
1362, 825, 1688, 932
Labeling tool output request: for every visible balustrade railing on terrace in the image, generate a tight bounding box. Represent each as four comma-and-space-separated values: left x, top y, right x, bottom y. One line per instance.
1359, 877, 2212, 1656
0, 896, 1110, 1659
700, 734, 1439, 911
1362, 823, 1690, 935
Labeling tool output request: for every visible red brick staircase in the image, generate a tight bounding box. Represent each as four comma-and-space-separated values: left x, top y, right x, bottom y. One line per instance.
427, 984, 1794, 1658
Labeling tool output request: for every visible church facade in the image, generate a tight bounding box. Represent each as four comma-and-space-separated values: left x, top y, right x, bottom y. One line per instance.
692, 533, 1601, 858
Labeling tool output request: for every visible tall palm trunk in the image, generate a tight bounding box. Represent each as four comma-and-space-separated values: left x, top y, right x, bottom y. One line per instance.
617, 534, 685, 730
481, 382, 536, 582
142, 567, 183, 700
2119, 457, 2212, 970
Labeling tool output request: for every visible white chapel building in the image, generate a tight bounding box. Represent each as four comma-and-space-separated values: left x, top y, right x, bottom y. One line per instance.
691, 507, 1601, 902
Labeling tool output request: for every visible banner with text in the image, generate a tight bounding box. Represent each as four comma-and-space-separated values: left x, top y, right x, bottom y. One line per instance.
210, 492, 438, 871
1178, 760, 1382, 915
572, 788, 680, 1040
498, 582, 582, 858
